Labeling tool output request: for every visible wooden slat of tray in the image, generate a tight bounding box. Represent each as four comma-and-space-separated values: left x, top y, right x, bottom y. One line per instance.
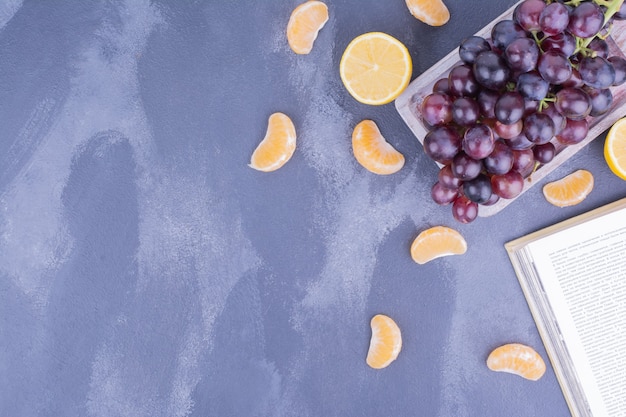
396, 0, 626, 217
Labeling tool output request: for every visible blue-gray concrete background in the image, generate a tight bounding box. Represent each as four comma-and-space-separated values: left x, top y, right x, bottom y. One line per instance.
1, 1, 625, 416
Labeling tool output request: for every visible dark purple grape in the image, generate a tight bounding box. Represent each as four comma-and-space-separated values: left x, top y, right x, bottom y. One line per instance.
539, 2, 569, 36
421, 93, 453, 126
491, 20, 527, 51
477, 89, 499, 118
568, 2, 604, 38
555, 87, 592, 120
494, 120, 523, 139
463, 124, 496, 159
507, 132, 535, 150
451, 152, 483, 181
538, 50, 572, 84
431, 181, 458, 205
585, 87, 613, 117
523, 112, 555, 144
452, 195, 478, 223
452, 97, 480, 126
563, 68, 584, 88
438, 164, 463, 189
608, 56, 626, 86
473, 51, 511, 90
587, 38, 609, 59
524, 99, 539, 116
463, 174, 493, 204
449, 64, 480, 97
556, 118, 589, 145
541, 103, 566, 135
615, 2, 626, 19
533, 142, 556, 164
505, 37, 540, 72
491, 170, 524, 199
483, 192, 501, 206
516, 71, 550, 100
495, 91, 525, 125
541, 32, 576, 57
423, 126, 462, 164
511, 148, 536, 178
484, 140, 514, 174
459, 36, 491, 65
433, 78, 451, 94
579, 56, 616, 89
513, 0, 545, 32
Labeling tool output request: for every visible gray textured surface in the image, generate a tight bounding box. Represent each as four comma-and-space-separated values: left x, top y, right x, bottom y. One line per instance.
1, 1, 625, 416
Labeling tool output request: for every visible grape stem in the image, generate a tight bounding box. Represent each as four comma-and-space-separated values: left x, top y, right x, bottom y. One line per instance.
538, 96, 556, 112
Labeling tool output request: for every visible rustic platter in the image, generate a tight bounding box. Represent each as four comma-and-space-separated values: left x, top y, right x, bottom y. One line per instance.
395, 0, 626, 217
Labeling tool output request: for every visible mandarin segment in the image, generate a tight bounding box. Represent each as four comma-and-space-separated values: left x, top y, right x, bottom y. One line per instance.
287, 1, 329, 54
604, 117, 626, 180
249, 112, 297, 172
366, 314, 402, 369
405, 0, 450, 26
487, 343, 546, 381
352, 120, 405, 175
339, 32, 413, 105
410, 226, 467, 264
542, 169, 594, 207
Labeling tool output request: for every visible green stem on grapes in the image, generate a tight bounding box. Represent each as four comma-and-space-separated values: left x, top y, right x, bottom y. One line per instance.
531, 161, 541, 174
539, 96, 556, 112
531, 31, 544, 48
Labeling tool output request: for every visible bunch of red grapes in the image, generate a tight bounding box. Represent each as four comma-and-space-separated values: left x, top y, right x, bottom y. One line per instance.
420, 0, 626, 223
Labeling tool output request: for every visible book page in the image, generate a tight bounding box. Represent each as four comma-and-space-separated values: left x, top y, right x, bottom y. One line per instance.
527, 207, 626, 417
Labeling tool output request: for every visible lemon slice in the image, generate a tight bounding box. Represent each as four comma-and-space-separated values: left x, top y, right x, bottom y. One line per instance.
605, 117, 626, 180
340, 32, 413, 106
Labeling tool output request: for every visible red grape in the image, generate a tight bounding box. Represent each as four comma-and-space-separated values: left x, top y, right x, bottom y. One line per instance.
452, 195, 479, 223
451, 152, 483, 180
463, 124, 496, 159
421, 93, 453, 126
556, 118, 589, 145
491, 170, 524, 199
431, 181, 458, 205
568, 2, 604, 38
484, 140, 514, 174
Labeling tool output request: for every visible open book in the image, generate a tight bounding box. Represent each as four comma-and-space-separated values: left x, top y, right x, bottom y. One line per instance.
506, 198, 626, 417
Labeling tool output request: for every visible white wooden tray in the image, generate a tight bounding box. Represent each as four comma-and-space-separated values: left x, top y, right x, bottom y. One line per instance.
395, 0, 626, 216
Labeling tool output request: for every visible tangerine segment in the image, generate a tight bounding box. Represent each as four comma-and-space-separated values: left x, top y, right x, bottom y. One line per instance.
487, 343, 546, 381
352, 120, 405, 175
405, 0, 450, 26
339, 32, 413, 105
542, 169, 594, 207
287, 1, 329, 54
604, 117, 626, 180
249, 113, 296, 172
410, 226, 467, 264
367, 314, 402, 369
